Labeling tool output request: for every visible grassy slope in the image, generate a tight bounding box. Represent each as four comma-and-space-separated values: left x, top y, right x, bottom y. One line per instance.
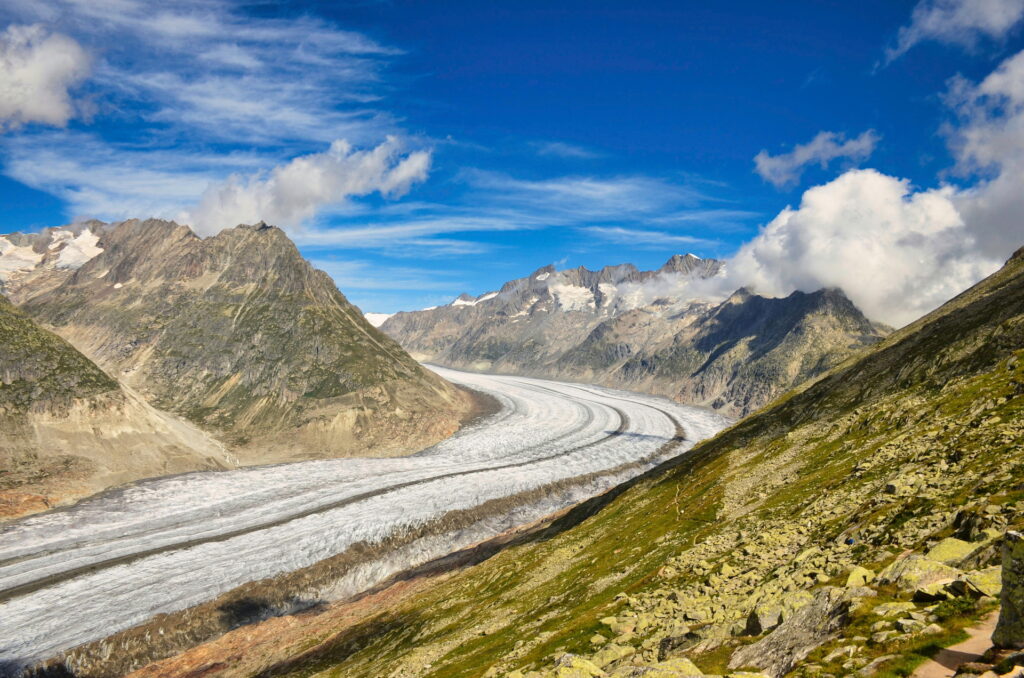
258, 249, 1024, 677
0, 295, 117, 418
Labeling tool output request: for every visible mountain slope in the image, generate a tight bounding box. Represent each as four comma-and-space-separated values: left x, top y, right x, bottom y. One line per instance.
133, 247, 1024, 678
20, 219, 472, 462
0, 295, 233, 520
381, 257, 888, 416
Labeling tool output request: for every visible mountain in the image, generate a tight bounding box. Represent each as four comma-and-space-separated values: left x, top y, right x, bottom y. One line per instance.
137, 248, 1024, 677
381, 256, 888, 416
17, 219, 473, 463
0, 220, 107, 304
0, 294, 232, 520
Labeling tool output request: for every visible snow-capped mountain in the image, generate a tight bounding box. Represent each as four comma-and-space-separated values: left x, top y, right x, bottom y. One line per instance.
381, 255, 889, 416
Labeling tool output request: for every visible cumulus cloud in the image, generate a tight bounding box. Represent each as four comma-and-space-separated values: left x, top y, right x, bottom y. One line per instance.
0, 24, 90, 130
945, 48, 1024, 260
887, 0, 1024, 62
180, 137, 431, 235
717, 169, 1001, 327
754, 130, 880, 189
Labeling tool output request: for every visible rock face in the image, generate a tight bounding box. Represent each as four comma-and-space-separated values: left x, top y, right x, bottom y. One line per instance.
381, 257, 888, 416
995, 531, 1024, 648
0, 295, 233, 519
17, 219, 472, 463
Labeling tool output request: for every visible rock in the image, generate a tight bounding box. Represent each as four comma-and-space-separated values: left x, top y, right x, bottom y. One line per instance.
995, 532, 1024, 649
927, 538, 977, 566
871, 630, 898, 644
846, 567, 875, 587
877, 555, 960, 592
742, 591, 814, 636
592, 634, 609, 646
728, 587, 853, 678
653, 657, 703, 674
922, 623, 945, 634
553, 654, 607, 677
873, 602, 917, 618
965, 566, 1003, 597
896, 618, 926, 633
914, 581, 952, 602
857, 655, 895, 675
592, 644, 635, 669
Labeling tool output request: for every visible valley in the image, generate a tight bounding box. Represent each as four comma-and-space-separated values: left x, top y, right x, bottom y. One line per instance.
0, 367, 729, 676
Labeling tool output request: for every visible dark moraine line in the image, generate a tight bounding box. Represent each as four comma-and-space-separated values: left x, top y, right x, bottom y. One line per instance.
0, 400, 632, 604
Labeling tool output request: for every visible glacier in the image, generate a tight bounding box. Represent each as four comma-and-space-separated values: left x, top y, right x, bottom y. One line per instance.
0, 367, 730, 670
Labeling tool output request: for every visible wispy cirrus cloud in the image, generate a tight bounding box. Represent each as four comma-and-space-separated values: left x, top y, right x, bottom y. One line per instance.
531, 140, 603, 159
754, 130, 880, 189
580, 226, 721, 249
885, 0, 1024, 63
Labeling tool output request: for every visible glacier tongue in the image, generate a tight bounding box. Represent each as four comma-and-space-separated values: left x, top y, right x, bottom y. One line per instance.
0, 367, 730, 669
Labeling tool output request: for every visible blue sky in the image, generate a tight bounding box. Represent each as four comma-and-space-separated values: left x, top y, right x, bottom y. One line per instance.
1, 1, 1023, 316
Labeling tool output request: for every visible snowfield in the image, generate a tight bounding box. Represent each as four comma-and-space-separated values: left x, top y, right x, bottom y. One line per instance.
0, 367, 730, 670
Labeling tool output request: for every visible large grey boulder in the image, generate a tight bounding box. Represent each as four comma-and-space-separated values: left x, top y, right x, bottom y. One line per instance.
728, 587, 860, 678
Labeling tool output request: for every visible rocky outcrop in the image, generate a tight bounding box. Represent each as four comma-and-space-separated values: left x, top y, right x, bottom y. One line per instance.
381, 258, 888, 416
728, 587, 870, 678
995, 532, 1024, 649
0, 294, 234, 520
19, 219, 472, 462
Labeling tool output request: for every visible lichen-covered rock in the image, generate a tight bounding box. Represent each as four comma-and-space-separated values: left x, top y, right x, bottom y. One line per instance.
728, 587, 854, 678
995, 532, 1024, 648
877, 555, 960, 592
926, 538, 976, 566
591, 644, 635, 669
965, 566, 1003, 597
845, 566, 875, 587
742, 590, 814, 636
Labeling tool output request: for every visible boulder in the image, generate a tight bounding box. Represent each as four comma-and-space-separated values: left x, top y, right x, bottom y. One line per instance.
553, 654, 607, 678
742, 591, 814, 636
965, 566, 1003, 598
926, 538, 976, 566
995, 532, 1024, 649
846, 566, 875, 587
728, 587, 854, 678
873, 601, 917, 618
592, 644, 635, 669
877, 555, 960, 592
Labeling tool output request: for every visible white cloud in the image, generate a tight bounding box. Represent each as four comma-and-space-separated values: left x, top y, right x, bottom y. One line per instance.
180, 137, 431, 235
887, 0, 1024, 62
716, 169, 1001, 327
0, 24, 90, 130
754, 130, 880, 189
582, 226, 720, 249
945, 48, 1024, 260
533, 141, 602, 159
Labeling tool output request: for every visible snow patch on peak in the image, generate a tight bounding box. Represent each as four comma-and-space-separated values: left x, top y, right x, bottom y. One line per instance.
0, 238, 43, 281
550, 283, 595, 312
535, 272, 550, 281
55, 230, 103, 270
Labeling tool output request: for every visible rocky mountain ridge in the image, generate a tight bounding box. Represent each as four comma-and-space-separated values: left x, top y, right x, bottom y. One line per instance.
381, 256, 888, 416
15, 218, 472, 463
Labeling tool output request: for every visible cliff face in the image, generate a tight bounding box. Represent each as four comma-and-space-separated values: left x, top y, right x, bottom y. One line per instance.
0, 295, 233, 520
21, 219, 471, 462
381, 257, 888, 416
